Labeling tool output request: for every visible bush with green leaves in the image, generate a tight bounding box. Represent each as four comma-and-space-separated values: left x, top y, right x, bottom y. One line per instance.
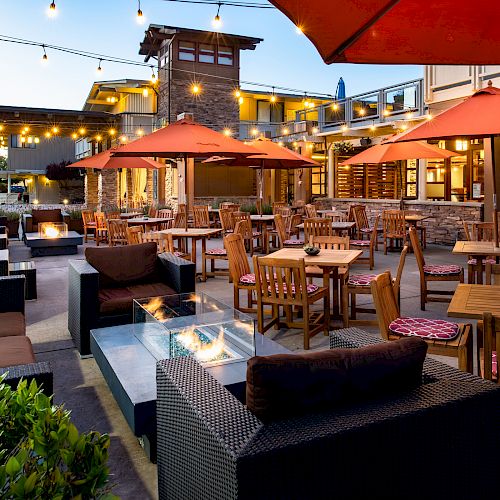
65, 209, 82, 220
0, 210, 20, 222
0, 376, 117, 499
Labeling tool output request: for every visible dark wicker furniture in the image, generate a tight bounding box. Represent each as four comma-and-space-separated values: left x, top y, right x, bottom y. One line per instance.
68, 251, 196, 356
156, 327, 500, 500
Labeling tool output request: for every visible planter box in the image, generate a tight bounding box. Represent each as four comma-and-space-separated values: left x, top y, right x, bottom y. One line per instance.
68, 219, 84, 234
6, 220, 19, 238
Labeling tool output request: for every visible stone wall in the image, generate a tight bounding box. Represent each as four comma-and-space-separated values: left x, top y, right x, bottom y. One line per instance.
85, 171, 99, 209
314, 197, 483, 245
98, 170, 119, 210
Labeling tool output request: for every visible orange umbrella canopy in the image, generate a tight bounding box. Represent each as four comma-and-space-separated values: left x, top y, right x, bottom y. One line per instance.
339, 141, 457, 165
392, 85, 500, 142
269, 1, 500, 65
112, 118, 260, 158
203, 137, 320, 169
67, 148, 164, 169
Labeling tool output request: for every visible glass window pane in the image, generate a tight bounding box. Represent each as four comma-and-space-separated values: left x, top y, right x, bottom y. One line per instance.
179, 41, 195, 61
199, 44, 214, 63
218, 46, 233, 65
257, 101, 271, 122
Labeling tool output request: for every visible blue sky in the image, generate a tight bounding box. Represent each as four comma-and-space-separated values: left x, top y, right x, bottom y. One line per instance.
0, 1, 422, 110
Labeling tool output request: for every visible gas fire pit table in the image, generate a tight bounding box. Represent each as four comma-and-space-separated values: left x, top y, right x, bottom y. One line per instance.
24, 222, 83, 257
90, 292, 288, 461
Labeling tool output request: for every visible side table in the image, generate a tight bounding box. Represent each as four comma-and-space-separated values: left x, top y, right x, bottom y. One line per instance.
9, 261, 37, 300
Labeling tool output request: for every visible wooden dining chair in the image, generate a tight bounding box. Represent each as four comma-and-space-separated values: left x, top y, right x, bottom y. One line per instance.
219, 209, 235, 235
480, 313, 499, 384
126, 225, 143, 245
138, 231, 170, 253
272, 202, 287, 214
233, 217, 263, 256
382, 210, 407, 254
253, 255, 329, 350
304, 203, 317, 218
193, 205, 212, 229
486, 262, 500, 284
94, 212, 108, 246
409, 226, 464, 310
81, 210, 96, 242
274, 214, 304, 249
304, 218, 332, 244
173, 212, 187, 228
463, 220, 496, 283
350, 215, 380, 270
157, 209, 173, 230
343, 245, 408, 327
371, 271, 473, 373
148, 204, 158, 218
224, 233, 257, 313
107, 219, 128, 247
105, 211, 121, 221
287, 213, 303, 241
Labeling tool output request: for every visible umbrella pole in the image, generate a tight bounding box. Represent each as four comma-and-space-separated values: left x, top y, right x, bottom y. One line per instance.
491, 136, 499, 248
184, 152, 189, 232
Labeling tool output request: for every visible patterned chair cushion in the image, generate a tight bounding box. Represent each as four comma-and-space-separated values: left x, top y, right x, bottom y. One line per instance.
467, 258, 496, 265
423, 264, 462, 276
205, 248, 227, 256
284, 239, 305, 245
350, 240, 370, 246
348, 274, 378, 286
389, 317, 460, 340
174, 252, 188, 258
253, 231, 262, 237
269, 283, 319, 295
360, 227, 373, 233
239, 273, 256, 285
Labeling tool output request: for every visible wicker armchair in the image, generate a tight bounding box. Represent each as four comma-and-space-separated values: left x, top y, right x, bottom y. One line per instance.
156, 327, 500, 500
68, 244, 196, 355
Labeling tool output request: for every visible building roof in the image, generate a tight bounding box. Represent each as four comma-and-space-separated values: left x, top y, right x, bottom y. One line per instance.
82, 79, 151, 112
139, 25, 263, 61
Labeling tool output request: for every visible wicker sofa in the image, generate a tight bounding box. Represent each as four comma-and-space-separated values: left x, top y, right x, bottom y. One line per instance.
22, 209, 69, 235
0, 276, 52, 394
68, 243, 196, 356
156, 328, 500, 500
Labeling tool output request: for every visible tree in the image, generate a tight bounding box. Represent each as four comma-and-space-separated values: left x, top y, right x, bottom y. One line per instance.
0, 156, 7, 171
45, 160, 81, 189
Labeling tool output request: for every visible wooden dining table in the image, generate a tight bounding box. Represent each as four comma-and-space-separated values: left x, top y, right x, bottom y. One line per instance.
270, 247, 362, 321
448, 283, 500, 373
452, 241, 500, 284
251, 214, 275, 253
126, 217, 174, 229
119, 212, 142, 219
317, 209, 349, 220
158, 227, 222, 280
296, 221, 356, 237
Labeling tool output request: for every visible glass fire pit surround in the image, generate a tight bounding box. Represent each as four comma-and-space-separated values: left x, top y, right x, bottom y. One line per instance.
133, 293, 255, 367
38, 222, 68, 239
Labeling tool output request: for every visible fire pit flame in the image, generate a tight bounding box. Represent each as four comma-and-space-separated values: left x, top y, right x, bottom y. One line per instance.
44, 226, 60, 238
177, 326, 225, 362
142, 297, 167, 321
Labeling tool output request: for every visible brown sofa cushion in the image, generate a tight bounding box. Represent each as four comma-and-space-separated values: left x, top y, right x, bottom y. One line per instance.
31, 209, 62, 226
0, 336, 35, 368
86, 242, 159, 288
99, 282, 175, 315
0, 312, 25, 337
246, 337, 428, 422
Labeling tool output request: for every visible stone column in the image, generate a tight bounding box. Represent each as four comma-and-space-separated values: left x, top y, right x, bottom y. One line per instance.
126, 169, 133, 209
85, 170, 99, 209
98, 169, 119, 210
146, 169, 154, 205
418, 159, 427, 201
327, 147, 335, 198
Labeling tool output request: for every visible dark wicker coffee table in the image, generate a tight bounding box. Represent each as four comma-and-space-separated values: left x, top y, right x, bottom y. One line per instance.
91, 322, 288, 461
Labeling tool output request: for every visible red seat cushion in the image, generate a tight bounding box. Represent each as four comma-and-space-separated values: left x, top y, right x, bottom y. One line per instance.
467, 258, 496, 265
350, 240, 370, 246
0, 336, 35, 368
205, 248, 227, 255
493, 352, 498, 378
284, 239, 305, 245
423, 264, 462, 276
269, 283, 319, 295
239, 273, 256, 285
389, 317, 460, 340
0, 312, 26, 337
348, 274, 377, 286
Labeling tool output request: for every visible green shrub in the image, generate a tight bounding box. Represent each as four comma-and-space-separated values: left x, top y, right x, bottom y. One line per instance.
66, 209, 82, 220
239, 204, 257, 215
0, 210, 20, 222
0, 376, 116, 499
262, 204, 273, 215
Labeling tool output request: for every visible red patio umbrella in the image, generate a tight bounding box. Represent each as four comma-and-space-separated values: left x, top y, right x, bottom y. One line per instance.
203, 137, 319, 210
67, 147, 164, 169
112, 119, 261, 229
269, 1, 500, 65
391, 83, 500, 243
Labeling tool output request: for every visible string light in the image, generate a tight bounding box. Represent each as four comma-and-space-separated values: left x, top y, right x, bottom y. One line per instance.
47, 1, 57, 18
234, 89, 241, 98
150, 67, 157, 84
370, 123, 376, 132
312, 127, 318, 134
136, 129, 144, 136
212, 3, 222, 29
41, 45, 48, 64
383, 109, 391, 117
78, 127, 86, 135
251, 128, 258, 136
23, 126, 30, 132
95, 134, 102, 142
120, 135, 127, 143
405, 111, 413, 119
137, 0, 145, 24
238, 96, 244, 105
278, 141, 284, 146
109, 128, 116, 136
71, 132, 78, 139
358, 108, 366, 116
282, 127, 289, 135
44, 131, 51, 138
426, 113, 433, 120
223, 128, 232, 136
96, 59, 103, 74
191, 83, 201, 95
51, 126, 59, 134
270, 87, 277, 103
341, 124, 349, 132
332, 103, 339, 111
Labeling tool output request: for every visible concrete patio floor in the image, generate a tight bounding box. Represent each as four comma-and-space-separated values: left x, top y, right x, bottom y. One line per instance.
10, 235, 476, 499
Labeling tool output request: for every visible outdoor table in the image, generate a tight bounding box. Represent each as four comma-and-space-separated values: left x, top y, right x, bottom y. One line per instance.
405, 214, 430, 223
127, 217, 174, 230
448, 283, 500, 373
120, 212, 142, 219
158, 227, 222, 280
452, 241, 500, 284
251, 214, 275, 253
270, 247, 362, 321
317, 209, 349, 220
296, 221, 356, 236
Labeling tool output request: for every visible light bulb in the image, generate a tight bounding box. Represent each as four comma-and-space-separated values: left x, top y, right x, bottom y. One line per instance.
79, 127, 86, 135
52, 126, 59, 134
332, 103, 339, 111
137, 129, 144, 136
96, 135, 102, 142
312, 127, 318, 134
212, 14, 222, 29
23, 126, 30, 132
96, 60, 103, 74
370, 125, 376, 132
295, 25, 303, 35
150, 68, 157, 84
0, 125, 3, 132
143, 88, 149, 97
282, 128, 289, 135
34, 137, 40, 144
341, 125, 348, 132
238, 96, 244, 105
270, 94, 277, 103
120, 135, 127, 143
426, 113, 433, 120
278, 141, 284, 147
234, 90, 241, 98
251, 128, 258, 136
191, 84, 201, 95
71, 132, 78, 140
137, 1, 145, 24
44, 131, 51, 139
47, 1, 57, 18
383, 109, 390, 117
109, 128, 116, 136
358, 108, 366, 116
223, 128, 232, 137
41, 46, 48, 64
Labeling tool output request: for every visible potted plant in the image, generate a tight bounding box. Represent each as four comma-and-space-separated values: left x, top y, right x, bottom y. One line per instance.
66, 209, 83, 233
0, 377, 117, 499
0, 210, 20, 238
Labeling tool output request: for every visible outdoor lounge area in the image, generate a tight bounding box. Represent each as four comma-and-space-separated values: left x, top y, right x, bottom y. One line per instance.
2, 1, 500, 498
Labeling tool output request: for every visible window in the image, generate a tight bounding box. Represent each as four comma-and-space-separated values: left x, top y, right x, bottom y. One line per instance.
311, 165, 326, 197
257, 101, 284, 123
218, 46, 233, 65
11, 135, 37, 149
199, 44, 215, 64
178, 41, 196, 61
